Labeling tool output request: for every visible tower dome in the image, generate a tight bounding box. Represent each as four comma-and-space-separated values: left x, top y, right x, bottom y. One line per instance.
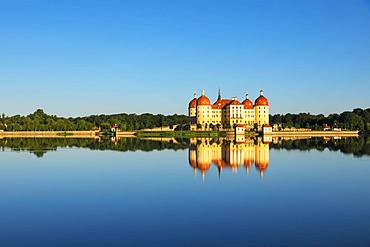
197, 89, 211, 106
189, 92, 197, 108
255, 90, 269, 106
242, 93, 253, 109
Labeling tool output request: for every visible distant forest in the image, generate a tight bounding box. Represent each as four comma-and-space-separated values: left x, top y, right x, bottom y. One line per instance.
0, 109, 189, 131
0, 108, 369, 132
270, 108, 370, 132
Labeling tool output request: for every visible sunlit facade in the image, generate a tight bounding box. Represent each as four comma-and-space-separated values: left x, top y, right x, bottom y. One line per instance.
188, 89, 270, 131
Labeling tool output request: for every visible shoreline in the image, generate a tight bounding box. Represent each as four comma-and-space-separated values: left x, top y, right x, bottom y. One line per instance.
0, 131, 100, 138
265, 130, 359, 137
0, 130, 362, 138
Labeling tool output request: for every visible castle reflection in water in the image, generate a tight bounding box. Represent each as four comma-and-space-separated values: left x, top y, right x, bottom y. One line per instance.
188, 136, 272, 179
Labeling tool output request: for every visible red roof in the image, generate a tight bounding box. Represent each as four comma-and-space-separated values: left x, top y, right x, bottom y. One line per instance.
211, 98, 254, 109
255, 95, 269, 106
242, 99, 253, 109
212, 99, 231, 109
224, 99, 242, 108
188, 98, 197, 108
229, 99, 242, 105
197, 95, 211, 106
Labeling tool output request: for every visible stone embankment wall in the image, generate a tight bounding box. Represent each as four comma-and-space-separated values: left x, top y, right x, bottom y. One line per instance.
0, 131, 99, 138
266, 131, 359, 137
115, 131, 136, 137
139, 126, 178, 132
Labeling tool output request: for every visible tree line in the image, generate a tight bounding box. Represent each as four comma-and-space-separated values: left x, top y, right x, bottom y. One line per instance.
0, 109, 189, 131
1, 108, 369, 132
270, 108, 370, 132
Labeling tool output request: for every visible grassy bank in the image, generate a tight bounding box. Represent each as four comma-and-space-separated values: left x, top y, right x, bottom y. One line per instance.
136, 130, 259, 138
136, 131, 228, 138
56, 132, 74, 136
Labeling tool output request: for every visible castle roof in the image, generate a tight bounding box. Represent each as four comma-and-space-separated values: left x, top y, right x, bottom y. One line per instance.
255, 95, 269, 106
197, 95, 211, 106
212, 99, 232, 109
228, 99, 242, 106
242, 98, 254, 109
190, 90, 269, 109
189, 98, 197, 108
197, 90, 211, 106
254, 90, 269, 106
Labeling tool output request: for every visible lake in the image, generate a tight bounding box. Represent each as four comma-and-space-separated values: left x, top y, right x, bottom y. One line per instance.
0, 136, 369, 247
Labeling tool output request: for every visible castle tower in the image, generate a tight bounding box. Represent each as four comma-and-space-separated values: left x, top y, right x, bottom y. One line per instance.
196, 89, 212, 130
254, 90, 269, 130
188, 92, 197, 117
188, 92, 197, 130
242, 92, 255, 130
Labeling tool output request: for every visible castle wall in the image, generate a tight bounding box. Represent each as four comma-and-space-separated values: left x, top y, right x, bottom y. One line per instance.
189, 91, 269, 131
255, 105, 269, 128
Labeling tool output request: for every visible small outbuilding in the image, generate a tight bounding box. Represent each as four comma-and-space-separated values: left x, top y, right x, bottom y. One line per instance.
234, 124, 245, 135
262, 124, 272, 134
111, 124, 120, 133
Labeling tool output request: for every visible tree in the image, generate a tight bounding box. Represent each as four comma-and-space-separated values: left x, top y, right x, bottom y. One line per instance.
270, 108, 368, 131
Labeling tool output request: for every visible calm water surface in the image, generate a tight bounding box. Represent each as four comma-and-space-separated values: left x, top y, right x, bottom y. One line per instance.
0, 137, 369, 247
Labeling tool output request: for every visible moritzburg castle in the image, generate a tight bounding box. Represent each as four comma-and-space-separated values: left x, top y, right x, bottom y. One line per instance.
188, 89, 270, 131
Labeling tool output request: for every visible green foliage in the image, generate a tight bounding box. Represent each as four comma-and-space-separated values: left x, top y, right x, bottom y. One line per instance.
0, 109, 189, 131
0, 138, 189, 157
56, 132, 74, 136
175, 124, 190, 131
1, 136, 368, 158
270, 136, 370, 157
270, 108, 370, 131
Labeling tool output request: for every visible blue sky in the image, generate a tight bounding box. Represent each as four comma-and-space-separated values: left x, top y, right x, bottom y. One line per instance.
0, 0, 369, 116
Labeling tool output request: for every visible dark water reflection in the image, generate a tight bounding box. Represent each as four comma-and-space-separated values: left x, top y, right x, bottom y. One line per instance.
1, 136, 369, 158
0, 136, 369, 246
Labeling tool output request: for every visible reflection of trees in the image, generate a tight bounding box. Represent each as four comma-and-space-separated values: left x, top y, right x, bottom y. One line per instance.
270, 136, 370, 157
0, 136, 369, 158
0, 138, 188, 157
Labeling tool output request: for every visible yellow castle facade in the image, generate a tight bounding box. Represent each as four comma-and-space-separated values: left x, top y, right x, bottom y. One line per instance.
188, 89, 270, 131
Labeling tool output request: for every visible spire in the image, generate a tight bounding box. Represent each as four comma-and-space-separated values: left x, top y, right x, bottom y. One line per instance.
217, 88, 221, 100
246, 92, 249, 100
260, 89, 264, 96
193, 91, 197, 99
202, 89, 205, 96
